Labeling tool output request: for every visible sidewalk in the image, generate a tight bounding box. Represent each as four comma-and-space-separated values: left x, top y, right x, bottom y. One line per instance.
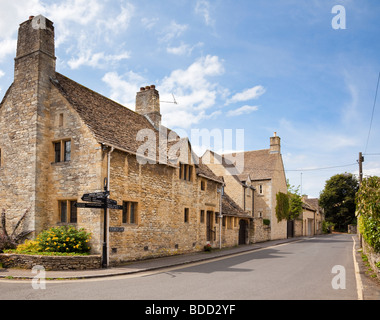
0, 237, 301, 280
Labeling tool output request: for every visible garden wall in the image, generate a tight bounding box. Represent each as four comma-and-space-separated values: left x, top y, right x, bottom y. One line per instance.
0, 253, 101, 271
362, 239, 380, 281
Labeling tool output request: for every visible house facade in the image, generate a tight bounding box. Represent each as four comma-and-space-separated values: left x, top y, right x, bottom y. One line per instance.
203, 133, 288, 243
294, 196, 324, 237
0, 15, 255, 266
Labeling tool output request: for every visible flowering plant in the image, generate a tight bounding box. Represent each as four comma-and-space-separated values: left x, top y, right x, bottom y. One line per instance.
204, 243, 212, 252
36, 226, 91, 254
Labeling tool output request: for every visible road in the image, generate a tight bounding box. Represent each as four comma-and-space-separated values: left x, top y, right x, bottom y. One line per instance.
0, 234, 360, 300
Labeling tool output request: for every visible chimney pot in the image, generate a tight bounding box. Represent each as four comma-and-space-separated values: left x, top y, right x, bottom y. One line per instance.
140, 87, 145, 91
29, 16, 35, 20
150, 85, 156, 89
145, 86, 151, 90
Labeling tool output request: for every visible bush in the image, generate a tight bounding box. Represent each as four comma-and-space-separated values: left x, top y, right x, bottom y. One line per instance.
356, 176, 380, 253
263, 219, 271, 226
14, 239, 40, 254
36, 226, 91, 254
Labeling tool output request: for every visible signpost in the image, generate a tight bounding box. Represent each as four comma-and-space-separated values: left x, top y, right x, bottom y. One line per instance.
74, 179, 124, 268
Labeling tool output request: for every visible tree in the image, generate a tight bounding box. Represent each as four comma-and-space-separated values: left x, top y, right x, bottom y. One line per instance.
319, 173, 359, 231
275, 182, 303, 222
0, 208, 34, 251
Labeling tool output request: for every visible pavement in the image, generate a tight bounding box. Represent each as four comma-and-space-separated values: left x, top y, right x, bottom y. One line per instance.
0, 237, 303, 280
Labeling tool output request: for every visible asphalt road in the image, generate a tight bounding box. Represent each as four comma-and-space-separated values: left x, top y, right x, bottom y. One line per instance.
0, 234, 360, 300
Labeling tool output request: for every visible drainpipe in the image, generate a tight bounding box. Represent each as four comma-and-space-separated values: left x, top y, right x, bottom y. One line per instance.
218, 184, 224, 250
106, 147, 114, 267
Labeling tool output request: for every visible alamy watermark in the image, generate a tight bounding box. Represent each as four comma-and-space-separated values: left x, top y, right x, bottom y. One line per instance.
331, 265, 346, 290
32, 265, 46, 290
136, 127, 245, 176
332, 5, 346, 30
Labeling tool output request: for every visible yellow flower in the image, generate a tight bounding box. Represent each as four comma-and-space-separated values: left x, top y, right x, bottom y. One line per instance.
63, 243, 66, 247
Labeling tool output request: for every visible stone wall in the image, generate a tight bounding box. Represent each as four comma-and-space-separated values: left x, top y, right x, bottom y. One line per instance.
0, 253, 101, 271
250, 217, 271, 243
362, 239, 380, 281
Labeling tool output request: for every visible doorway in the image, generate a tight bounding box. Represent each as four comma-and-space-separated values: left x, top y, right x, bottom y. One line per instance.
239, 219, 248, 245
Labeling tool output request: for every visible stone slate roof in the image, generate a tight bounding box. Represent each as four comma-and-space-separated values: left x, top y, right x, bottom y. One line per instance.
224, 149, 279, 181
51, 73, 222, 184
222, 193, 252, 219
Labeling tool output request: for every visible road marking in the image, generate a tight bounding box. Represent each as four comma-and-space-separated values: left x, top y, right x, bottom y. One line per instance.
352, 236, 364, 300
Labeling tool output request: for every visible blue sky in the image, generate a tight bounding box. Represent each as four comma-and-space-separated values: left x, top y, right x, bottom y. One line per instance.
0, 0, 379, 197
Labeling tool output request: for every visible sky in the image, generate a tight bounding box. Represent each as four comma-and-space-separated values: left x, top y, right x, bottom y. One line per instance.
0, 0, 379, 198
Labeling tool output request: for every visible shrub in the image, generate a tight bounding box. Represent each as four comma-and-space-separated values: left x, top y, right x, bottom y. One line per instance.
36, 226, 91, 254
263, 219, 271, 226
14, 239, 40, 254
204, 244, 212, 252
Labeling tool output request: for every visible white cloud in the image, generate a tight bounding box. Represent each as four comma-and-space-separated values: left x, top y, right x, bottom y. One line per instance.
0, 70, 4, 78
102, 71, 146, 108
68, 49, 130, 70
160, 55, 225, 128
166, 42, 203, 56
160, 21, 188, 43
226, 86, 266, 105
195, 0, 214, 26
227, 105, 259, 117
141, 17, 159, 30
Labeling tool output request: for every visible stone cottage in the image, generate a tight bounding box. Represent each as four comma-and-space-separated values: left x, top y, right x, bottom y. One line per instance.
293, 196, 324, 237
0, 15, 254, 266
203, 133, 288, 242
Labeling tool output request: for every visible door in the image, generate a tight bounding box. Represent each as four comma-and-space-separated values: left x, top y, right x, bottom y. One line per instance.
308, 219, 313, 236
287, 220, 294, 238
239, 219, 248, 245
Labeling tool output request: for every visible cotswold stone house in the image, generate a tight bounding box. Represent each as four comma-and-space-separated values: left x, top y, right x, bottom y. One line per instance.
0, 15, 251, 265
203, 133, 288, 242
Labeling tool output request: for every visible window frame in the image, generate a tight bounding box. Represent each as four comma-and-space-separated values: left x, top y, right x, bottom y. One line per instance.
53, 139, 72, 163
122, 201, 138, 225
59, 200, 78, 224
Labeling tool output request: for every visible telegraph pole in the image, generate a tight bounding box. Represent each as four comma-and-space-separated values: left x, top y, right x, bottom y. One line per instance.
358, 152, 364, 185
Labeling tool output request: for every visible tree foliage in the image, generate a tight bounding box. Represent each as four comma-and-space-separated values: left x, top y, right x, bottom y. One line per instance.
319, 173, 359, 231
276, 182, 303, 222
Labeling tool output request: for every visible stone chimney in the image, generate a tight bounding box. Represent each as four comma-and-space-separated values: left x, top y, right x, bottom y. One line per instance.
135, 85, 161, 129
14, 15, 56, 84
269, 132, 281, 154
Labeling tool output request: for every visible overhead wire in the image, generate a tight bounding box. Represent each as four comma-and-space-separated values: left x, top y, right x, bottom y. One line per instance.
364, 71, 380, 154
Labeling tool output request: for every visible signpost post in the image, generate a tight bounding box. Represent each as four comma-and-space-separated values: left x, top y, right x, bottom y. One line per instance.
74, 178, 124, 268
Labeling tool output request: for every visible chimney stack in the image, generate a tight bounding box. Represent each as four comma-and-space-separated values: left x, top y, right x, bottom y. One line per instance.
270, 132, 281, 154
136, 85, 161, 129
14, 15, 56, 84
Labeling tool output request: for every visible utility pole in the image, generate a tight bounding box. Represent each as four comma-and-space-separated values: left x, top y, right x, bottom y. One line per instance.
358, 152, 364, 185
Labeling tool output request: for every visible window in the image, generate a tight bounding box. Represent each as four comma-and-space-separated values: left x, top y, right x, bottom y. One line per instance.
200, 210, 205, 223
123, 201, 138, 224
184, 208, 189, 223
59, 200, 77, 223
179, 163, 193, 181
54, 140, 71, 163
201, 180, 206, 191
259, 185, 263, 194
59, 113, 64, 127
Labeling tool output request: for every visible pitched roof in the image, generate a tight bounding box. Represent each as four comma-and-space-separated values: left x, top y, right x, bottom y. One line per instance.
51, 73, 223, 183
224, 149, 279, 181
222, 193, 252, 219
53, 73, 156, 156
